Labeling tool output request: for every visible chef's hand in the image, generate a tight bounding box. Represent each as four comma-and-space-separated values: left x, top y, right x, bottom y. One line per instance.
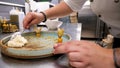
54, 40, 115, 68
23, 12, 44, 29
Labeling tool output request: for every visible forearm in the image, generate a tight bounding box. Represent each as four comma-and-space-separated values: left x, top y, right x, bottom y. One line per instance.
114, 48, 120, 68
44, 1, 73, 19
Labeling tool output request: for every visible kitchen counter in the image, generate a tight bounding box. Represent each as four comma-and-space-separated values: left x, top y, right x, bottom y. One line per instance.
0, 23, 81, 68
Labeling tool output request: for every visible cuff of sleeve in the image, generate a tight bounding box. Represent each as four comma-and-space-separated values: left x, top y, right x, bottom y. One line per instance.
64, 0, 86, 11
113, 48, 120, 68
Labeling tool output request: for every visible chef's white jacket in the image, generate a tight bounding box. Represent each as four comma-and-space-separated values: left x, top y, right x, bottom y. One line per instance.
64, 0, 120, 38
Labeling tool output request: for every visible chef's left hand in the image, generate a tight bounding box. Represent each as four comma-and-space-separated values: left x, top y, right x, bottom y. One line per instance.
54, 40, 115, 68
23, 12, 44, 29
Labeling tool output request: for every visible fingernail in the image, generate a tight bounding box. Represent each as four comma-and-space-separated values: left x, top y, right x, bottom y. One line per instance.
54, 43, 62, 48
53, 44, 58, 49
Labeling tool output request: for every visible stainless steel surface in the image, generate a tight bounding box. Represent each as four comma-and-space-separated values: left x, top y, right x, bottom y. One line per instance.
0, 23, 81, 68
0, 1, 24, 7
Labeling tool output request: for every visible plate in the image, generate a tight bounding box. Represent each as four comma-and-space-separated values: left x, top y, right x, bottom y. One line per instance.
0, 31, 71, 59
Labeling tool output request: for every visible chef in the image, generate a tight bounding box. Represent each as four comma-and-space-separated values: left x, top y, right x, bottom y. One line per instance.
23, 0, 120, 68
90, 0, 120, 48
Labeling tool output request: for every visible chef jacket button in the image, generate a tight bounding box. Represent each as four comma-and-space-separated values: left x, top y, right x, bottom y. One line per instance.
114, 0, 119, 3
90, 0, 94, 2
108, 27, 111, 29
98, 15, 101, 18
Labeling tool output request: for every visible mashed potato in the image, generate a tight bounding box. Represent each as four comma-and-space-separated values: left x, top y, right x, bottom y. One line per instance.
7, 35, 28, 47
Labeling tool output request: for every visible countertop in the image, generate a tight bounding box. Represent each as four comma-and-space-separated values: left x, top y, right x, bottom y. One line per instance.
0, 23, 81, 68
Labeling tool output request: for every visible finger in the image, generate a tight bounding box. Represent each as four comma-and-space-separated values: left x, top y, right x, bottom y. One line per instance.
69, 61, 86, 68
53, 42, 81, 54
53, 43, 67, 54
68, 52, 83, 62
54, 43, 62, 49
23, 12, 33, 29
54, 40, 81, 49
67, 40, 81, 46
27, 19, 39, 27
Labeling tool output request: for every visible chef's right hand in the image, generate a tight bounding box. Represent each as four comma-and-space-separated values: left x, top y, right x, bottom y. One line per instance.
54, 40, 115, 68
23, 12, 44, 29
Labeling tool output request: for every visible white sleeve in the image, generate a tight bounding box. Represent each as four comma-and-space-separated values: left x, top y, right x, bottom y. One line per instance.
64, 0, 87, 11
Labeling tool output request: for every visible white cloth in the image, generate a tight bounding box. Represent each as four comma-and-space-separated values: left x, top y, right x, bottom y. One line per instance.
64, 0, 120, 38
64, 0, 87, 11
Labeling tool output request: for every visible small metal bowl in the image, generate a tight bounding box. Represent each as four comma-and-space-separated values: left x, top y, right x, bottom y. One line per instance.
45, 20, 63, 30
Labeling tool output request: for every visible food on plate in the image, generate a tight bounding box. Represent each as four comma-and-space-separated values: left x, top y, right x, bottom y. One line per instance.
34, 27, 42, 37
57, 38, 63, 43
7, 35, 28, 47
57, 28, 64, 37
57, 28, 64, 43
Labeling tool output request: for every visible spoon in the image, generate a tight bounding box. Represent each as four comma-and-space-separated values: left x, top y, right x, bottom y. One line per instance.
10, 24, 37, 40
10, 29, 25, 40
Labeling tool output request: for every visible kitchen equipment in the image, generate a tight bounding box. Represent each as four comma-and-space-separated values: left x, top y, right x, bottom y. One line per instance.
0, 31, 71, 59
9, 7, 25, 32
45, 20, 63, 30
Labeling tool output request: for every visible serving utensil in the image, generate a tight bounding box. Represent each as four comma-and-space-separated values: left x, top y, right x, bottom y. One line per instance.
10, 29, 25, 40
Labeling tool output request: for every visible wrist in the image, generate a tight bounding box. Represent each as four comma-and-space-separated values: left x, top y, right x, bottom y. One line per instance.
105, 49, 116, 68
40, 12, 47, 22
113, 48, 120, 68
